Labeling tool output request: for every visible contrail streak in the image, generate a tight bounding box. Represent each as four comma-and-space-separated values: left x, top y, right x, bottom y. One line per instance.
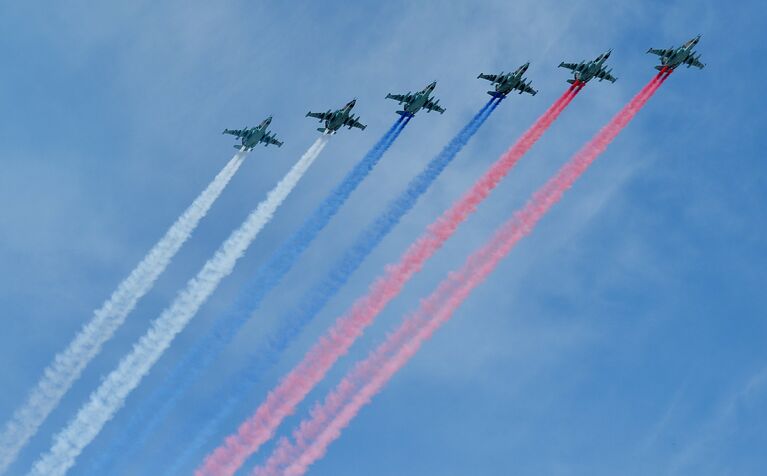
171, 98, 499, 475
86, 119, 407, 475
199, 87, 580, 476
0, 152, 245, 474
26, 137, 329, 476
255, 71, 671, 476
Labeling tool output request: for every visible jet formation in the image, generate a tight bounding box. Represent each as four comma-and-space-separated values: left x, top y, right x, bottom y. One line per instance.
223, 116, 283, 151
227, 36, 704, 149
648, 35, 705, 70
306, 99, 367, 134
559, 50, 618, 84
478, 62, 537, 97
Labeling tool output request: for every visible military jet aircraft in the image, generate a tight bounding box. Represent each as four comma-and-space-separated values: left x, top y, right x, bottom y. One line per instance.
223, 116, 283, 151
559, 50, 617, 84
648, 35, 705, 71
306, 99, 367, 134
385, 81, 445, 117
477, 62, 538, 98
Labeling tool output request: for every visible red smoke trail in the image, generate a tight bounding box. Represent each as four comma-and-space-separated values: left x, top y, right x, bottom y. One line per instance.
253, 71, 671, 476
196, 86, 582, 476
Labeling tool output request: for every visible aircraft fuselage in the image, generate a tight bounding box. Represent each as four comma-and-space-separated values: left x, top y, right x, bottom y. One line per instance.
495, 74, 525, 95
403, 83, 437, 115
661, 45, 696, 69
241, 127, 268, 149
574, 59, 606, 83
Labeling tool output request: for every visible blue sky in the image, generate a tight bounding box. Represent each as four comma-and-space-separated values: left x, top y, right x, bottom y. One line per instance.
1, 1, 765, 475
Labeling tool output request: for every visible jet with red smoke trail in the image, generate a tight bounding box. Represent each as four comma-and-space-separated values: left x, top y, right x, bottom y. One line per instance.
477, 62, 538, 98
386, 81, 445, 117
306, 99, 367, 134
559, 49, 617, 84
648, 35, 705, 71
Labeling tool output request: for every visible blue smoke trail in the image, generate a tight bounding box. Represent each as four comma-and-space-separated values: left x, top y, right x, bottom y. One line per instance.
86, 118, 408, 475
163, 97, 502, 474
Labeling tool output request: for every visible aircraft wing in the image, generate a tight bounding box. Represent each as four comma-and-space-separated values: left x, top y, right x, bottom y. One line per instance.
596, 68, 617, 83
517, 82, 538, 96
559, 62, 580, 71
386, 92, 412, 104
306, 111, 332, 121
424, 98, 445, 114
647, 47, 673, 57
344, 116, 367, 130
684, 55, 705, 69
263, 133, 283, 147
477, 73, 500, 83
223, 128, 247, 138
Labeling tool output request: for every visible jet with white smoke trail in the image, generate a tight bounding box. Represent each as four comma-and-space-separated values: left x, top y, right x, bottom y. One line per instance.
26, 136, 329, 476
0, 152, 246, 474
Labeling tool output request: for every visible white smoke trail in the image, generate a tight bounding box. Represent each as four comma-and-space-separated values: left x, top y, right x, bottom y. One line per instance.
26, 137, 328, 476
0, 152, 246, 474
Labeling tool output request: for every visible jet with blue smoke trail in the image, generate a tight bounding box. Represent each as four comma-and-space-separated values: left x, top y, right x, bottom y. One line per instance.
87, 116, 408, 475
386, 81, 445, 117
478, 62, 538, 98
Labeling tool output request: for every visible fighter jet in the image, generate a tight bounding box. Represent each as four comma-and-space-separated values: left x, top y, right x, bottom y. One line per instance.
648, 35, 705, 71
559, 50, 617, 84
477, 62, 538, 98
306, 99, 367, 134
223, 116, 283, 151
385, 81, 445, 117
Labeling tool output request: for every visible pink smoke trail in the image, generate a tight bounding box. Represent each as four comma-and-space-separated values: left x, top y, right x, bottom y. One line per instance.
255, 71, 671, 476
196, 85, 583, 476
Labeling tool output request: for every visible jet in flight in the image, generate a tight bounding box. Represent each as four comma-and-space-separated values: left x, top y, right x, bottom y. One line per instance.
385, 81, 445, 117
648, 35, 705, 71
477, 62, 538, 98
559, 50, 617, 84
306, 99, 367, 134
223, 116, 283, 150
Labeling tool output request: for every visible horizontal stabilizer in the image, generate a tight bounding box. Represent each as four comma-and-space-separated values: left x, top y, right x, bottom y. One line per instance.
317, 127, 327, 133
487, 91, 505, 98
655, 65, 665, 71
396, 110, 414, 117
566, 79, 576, 84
